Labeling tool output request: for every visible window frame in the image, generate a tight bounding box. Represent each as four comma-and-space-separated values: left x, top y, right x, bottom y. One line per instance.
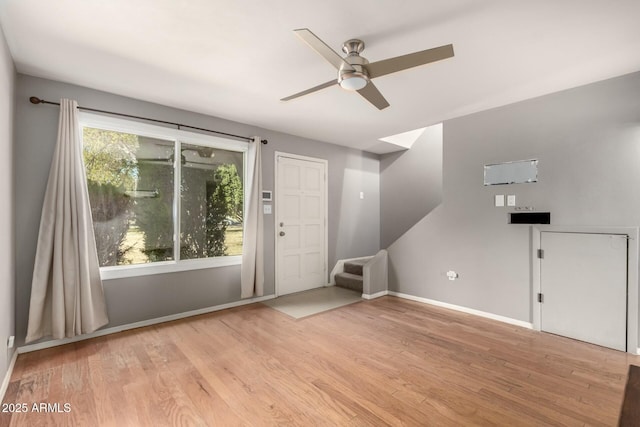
79, 112, 249, 280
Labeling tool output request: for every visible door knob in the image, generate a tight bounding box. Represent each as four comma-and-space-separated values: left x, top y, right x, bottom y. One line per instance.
279, 231, 286, 236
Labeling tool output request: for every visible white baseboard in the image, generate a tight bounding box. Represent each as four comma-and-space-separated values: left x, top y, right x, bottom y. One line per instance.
388, 291, 533, 330
1, 350, 18, 403
362, 290, 389, 300
18, 294, 276, 354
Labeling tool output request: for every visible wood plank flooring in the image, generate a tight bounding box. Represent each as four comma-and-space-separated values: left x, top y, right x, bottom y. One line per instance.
2, 296, 638, 426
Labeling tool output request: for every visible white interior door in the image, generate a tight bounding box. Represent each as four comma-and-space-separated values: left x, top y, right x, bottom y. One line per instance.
540, 232, 627, 351
275, 153, 327, 296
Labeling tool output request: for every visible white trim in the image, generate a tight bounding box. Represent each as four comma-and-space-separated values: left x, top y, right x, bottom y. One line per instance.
274, 151, 329, 165
532, 226, 639, 354
0, 351, 18, 403
100, 256, 242, 280
18, 294, 275, 354
274, 151, 329, 297
637, 347, 640, 356
362, 290, 389, 300
532, 228, 542, 331
388, 291, 533, 329
173, 140, 182, 262
79, 112, 249, 280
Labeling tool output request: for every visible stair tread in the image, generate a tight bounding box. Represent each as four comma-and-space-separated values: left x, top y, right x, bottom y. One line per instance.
335, 272, 364, 281
344, 260, 367, 276
335, 271, 364, 292
345, 259, 368, 266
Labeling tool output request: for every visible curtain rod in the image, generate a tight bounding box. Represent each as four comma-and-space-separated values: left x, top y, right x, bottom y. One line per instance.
29, 96, 268, 145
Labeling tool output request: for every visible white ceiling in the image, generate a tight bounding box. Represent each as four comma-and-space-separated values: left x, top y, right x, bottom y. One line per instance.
1, 0, 639, 154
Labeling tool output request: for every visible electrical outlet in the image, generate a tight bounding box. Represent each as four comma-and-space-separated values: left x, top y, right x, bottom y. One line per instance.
7, 335, 14, 349
446, 271, 459, 281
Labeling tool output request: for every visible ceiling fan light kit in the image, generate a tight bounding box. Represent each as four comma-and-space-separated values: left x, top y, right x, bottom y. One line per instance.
338, 73, 368, 91
281, 28, 454, 110
338, 39, 370, 91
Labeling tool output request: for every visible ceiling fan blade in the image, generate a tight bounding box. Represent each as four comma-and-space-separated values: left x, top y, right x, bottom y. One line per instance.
357, 82, 390, 110
293, 28, 354, 71
366, 44, 454, 79
281, 80, 337, 102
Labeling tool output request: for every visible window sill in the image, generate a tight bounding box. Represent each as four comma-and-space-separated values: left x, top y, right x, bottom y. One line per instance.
100, 256, 242, 280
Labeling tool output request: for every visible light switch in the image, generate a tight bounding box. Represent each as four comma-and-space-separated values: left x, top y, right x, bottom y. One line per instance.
359, 191, 364, 199
495, 195, 505, 207
263, 204, 272, 214
507, 195, 516, 206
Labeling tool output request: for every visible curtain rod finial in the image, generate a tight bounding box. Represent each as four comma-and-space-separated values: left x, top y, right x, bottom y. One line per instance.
29, 96, 43, 104
261, 139, 268, 145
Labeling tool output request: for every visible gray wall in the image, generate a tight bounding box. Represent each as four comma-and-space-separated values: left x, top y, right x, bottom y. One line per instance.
385, 71, 640, 326
0, 24, 15, 383
14, 75, 380, 346
380, 124, 442, 248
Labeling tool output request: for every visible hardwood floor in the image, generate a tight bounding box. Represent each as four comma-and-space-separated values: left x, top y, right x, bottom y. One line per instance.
2, 296, 638, 426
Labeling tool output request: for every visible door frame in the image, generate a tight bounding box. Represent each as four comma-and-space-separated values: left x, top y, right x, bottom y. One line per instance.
274, 151, 328, 297
531, 225, 639, 354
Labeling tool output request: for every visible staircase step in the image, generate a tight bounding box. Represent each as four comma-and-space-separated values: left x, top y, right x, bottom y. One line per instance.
335, 272, 363, 293
344, 259, 367, 276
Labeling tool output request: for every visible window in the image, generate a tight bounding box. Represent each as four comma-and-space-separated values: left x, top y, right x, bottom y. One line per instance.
80, 114, 247, 278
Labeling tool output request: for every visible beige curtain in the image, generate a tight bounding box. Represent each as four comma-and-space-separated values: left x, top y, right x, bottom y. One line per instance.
240, 137, 264, 298
26, 99, 109, 343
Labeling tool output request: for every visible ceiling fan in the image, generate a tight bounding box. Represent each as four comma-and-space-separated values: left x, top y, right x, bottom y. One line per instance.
281, 28, 454, 110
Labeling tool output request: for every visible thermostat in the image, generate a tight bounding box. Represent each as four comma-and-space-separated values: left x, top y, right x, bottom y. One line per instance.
262, 191, 272, 201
